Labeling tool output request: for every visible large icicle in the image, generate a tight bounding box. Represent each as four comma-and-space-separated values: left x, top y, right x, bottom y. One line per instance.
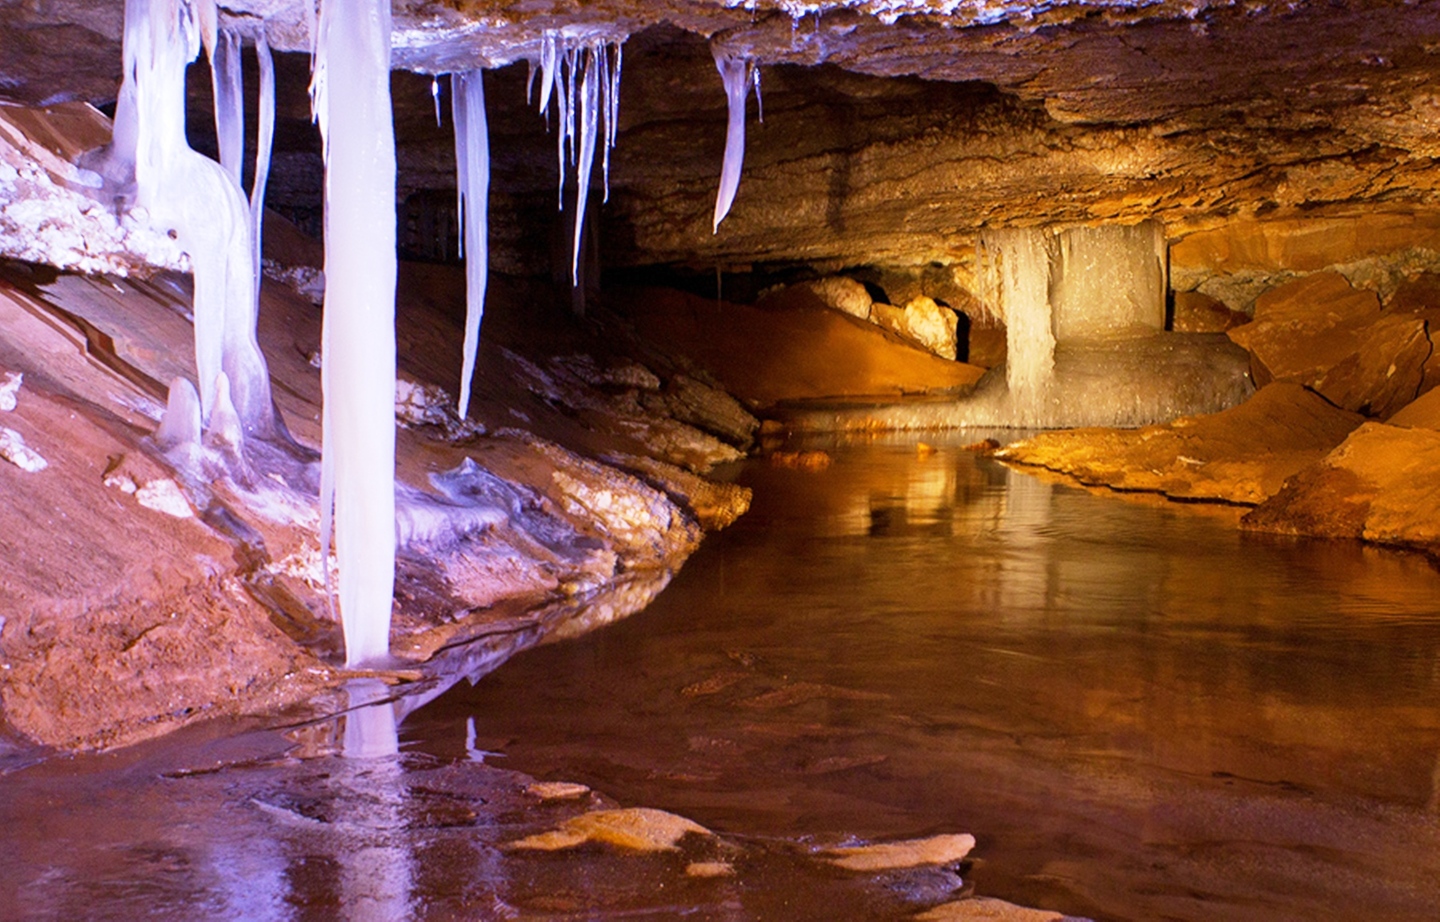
571, 46, 602, 283
117, 0, 275, 438
312, 0, 398, 667
210, 27, 243, 186
451, 70, 489, 419
978, 227, 1055, 424
712, 49, 754, 233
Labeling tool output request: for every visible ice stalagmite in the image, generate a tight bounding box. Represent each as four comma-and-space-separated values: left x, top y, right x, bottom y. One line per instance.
116, 0, 275, 438
312, 0, 398, 667
712, 49, 756, 232
450, 70, 489, 419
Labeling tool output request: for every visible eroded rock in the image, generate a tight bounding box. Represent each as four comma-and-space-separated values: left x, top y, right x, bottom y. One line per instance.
997, 383, 1364, 504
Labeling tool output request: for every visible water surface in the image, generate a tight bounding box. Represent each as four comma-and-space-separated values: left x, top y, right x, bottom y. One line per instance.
408, 437, 1440, 921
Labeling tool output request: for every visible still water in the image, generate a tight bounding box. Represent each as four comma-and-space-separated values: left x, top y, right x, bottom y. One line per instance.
410, 437, 1440, 921
4, 438, 1440, 920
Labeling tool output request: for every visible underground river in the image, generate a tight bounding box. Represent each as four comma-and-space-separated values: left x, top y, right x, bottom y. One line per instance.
5, 435, 1440, 920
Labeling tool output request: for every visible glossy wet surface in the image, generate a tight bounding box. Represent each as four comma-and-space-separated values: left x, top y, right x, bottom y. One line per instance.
409, 437, 1440, 921
5, 437, 1440, 921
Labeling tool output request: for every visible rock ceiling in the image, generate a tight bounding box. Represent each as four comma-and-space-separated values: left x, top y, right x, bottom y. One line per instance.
6, 0, 1440, 273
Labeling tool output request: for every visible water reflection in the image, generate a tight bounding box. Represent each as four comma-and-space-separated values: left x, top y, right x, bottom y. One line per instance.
409, 437, 1440, 922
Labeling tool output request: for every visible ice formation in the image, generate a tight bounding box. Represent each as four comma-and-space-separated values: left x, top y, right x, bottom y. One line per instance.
209, 27, 243, 186
312, 0, 398, 667
532, 32, 623, 284
115, 0, 275, 439
451, 70, 489, 419
972, 221, 1171, 426
251, 33, 275, 288
711, 48, 760, 232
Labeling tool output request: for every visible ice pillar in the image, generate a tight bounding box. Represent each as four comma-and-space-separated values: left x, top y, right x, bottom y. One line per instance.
451, 70, 489, 419
312, 0, 397, 667
978, 227, 1056, 424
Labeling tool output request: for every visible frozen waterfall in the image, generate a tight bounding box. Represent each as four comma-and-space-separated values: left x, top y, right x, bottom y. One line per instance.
312, 0, 398, 667
116, 0, 275, 437
451, 70, 489, 419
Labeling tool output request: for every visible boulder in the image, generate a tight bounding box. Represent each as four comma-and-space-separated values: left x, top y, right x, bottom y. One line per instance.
1243, 422, 1440, 548
1171, 290, 1248, 333
997, 382, 1364, 504
869, 296, 959, 359
801, 276, 873, 321
1385, 386, 1440, 429
1227, 272, 1430, 418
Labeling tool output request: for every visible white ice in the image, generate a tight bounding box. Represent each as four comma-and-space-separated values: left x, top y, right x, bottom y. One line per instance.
533, 33, 623, 285
312, 0, 398, 667
712, 49, 755, 232
251, 32, 274, 288
116, 0, 275, 439
451, 69, 489, 419
210, 27, 243, 187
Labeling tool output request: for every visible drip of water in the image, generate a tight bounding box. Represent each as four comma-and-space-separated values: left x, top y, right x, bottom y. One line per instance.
311, 0, 398, 668
451, 70, 489, 419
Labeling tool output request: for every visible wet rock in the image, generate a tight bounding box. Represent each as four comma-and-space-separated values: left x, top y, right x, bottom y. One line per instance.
802, 276, 872, 321
823, 833, 975, 871
646, 373, 759, 450
527, 781, 592, 800
998, 383, 1364, 504
1227, 272, 1430, 418
917, 896, 1079, 921
1171, 291, 1247, 333
507, 807, 711, 852
1242, 422, 1440, 548
608, 452, 753, 531
871, 296, 960, 360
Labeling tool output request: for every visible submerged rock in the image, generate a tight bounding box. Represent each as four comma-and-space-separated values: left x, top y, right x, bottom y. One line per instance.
823, 833, 976, 872
507, 807, 711, 852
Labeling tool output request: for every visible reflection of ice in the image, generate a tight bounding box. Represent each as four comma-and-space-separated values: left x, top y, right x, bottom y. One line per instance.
343, 679, 399, 759
996, 467, 1056, 612
339, 679, 412, 922
210, 831, 288, 918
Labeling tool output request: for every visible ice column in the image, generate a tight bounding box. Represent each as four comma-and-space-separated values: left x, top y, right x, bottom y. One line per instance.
117, 0, 275, 438
1049, 222, 1166, 341
312, 0, 398, 667
251, 33, 275, 287
451, 70, 489, 419
978, 227, 1056, 424
978, 220, 1169, 425
712, 48, 758, 232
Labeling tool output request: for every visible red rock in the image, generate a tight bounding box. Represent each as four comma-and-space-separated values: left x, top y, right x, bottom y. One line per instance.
1172, 291, 1248, 333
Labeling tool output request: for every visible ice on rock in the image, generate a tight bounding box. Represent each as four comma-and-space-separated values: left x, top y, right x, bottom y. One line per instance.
451, 70, 489, 419
115, 0, 276, 438
155, 375, 203, 451
312, 0, 398, 668
711, 48, 759, 232
0, 427, 46, 472
0, 372, 22, 411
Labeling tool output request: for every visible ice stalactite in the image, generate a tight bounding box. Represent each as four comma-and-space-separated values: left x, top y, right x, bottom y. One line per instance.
978, 227, 1056, 424
210, 27, 243, 186
532, 32, 623, 285
451, 70, 489, 419
117, 0, 275, 440
711, 48, 760, 233
251, 32, 274, 288
311, 0, 398, 667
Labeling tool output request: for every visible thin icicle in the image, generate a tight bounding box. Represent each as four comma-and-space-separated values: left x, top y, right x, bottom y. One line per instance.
312, 0, 398, 668
712, 49, 752, 233
451, 70, 489, 418
538, 31, 557, 115
753, 63, 763, 123
210, 27, 243, 186
251, 31, 274, 289
431, 77, 442, 127
571, 47, 600, 284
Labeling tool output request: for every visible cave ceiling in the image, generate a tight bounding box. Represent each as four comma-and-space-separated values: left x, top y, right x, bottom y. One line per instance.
6, 0, 1440, 273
